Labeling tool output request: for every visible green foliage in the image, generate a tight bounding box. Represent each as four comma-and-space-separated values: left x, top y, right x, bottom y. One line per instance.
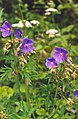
0, 8, 4, 23
0, 65, 12, 82
0, 0, 78, 119
0, 86, 14, 99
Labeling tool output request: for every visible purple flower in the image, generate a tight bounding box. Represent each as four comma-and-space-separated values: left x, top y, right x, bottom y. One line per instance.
21, 38, 34, 54
14, 28, 22, 39
45, 57, 58, 69
71, 108, 76, 114
0, 21, 12, 37
74, 90, 78, 97
53, 47, 68, 64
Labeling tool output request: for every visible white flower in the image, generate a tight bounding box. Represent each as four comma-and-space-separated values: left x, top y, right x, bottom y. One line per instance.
44, 12, 51, 16
30, 20, 40, 25
12, 21, 24, 28
25, 21, 32, 28
45, 8, 58, 13
12, 23, 19, 27
12, 20, 32, 28
18, 21, 24, 28
46, 29, 58, 34
46, 29, 60, 38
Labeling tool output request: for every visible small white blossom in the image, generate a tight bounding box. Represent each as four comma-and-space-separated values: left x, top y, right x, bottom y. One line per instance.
30, 20, 40, 25
45, 8, 58, 13
12, 21, 24, 28
12, 20, 32, 28
46, 29, 60, 38
46, 29, 58, 34
44, 12, 51, 16
25, 21, 32, 28
18, 21, 24, 28
12, 23, 19, 27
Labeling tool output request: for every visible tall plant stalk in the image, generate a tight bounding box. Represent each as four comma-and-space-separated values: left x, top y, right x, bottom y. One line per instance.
25, 79, 29, 111
18, 0, 24, 21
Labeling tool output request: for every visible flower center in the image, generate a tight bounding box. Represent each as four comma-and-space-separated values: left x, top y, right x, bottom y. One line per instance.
24, 44, 28, 48
18, 31, 21, 35
59, 52, 63, 57
6, 27, 10, 31
50, 62, 54, 68
51, 62, 53, 65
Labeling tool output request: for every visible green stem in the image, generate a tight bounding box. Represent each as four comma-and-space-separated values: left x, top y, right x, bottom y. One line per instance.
17, 75, 24, 110
54, 80, 59, 99
25, 79, 29, 110
49, 99, 61, 118
18, 77, 22, 100
50, 72, 59, 118
18, 0, 24, 21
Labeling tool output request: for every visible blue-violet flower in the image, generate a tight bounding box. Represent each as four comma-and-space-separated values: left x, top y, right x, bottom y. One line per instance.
21, 38, 34, 54
71, 108, 76, 114
0, 21, 12, 37
14, 28, 22, 39
45, 57, 58, 69
53, 47, 68, 64
74, 90, 78, 98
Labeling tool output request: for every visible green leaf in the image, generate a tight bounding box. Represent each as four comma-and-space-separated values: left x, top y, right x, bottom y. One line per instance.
72, 80, 78, 89
0, 86, 14, 99
58, 4, 72, 11
36, 108, 45, 116
36, 44, 43, 51
53, 113, 59, 118
27, 58, 36, 72
21, 117, 32, 119
13, 83, 19, 93
0, 8, 4, 23
20, 84, 25, 93
0, 65, 12, 82
38, 71, 47, 79
61, 25, 74, 34
15, 102, 23, 113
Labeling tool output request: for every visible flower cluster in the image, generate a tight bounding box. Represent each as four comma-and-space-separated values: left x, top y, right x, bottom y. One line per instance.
12, 20, 40, 28
45, 8, 58, 16
46, 47, 68, 69
46, 29, 60, 38
0, 21, 22, 39
0, 21, 34, 54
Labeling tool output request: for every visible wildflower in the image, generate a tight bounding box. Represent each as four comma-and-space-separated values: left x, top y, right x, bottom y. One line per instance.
25, 21, 32, 28
0, 21, 12, 37
46, 29, 60, 38
44, 12, 51, 16
12, 21, 24, 28
14, 28, 22, 39
45, 57, 58, 69
21, 38, 34, 54
30, 20, 40, 25
71, 108, 76, 114
45, 8, 58, 13
12, 20, 32, 28
74, 90, 78, 98
53, 47, 68, 64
